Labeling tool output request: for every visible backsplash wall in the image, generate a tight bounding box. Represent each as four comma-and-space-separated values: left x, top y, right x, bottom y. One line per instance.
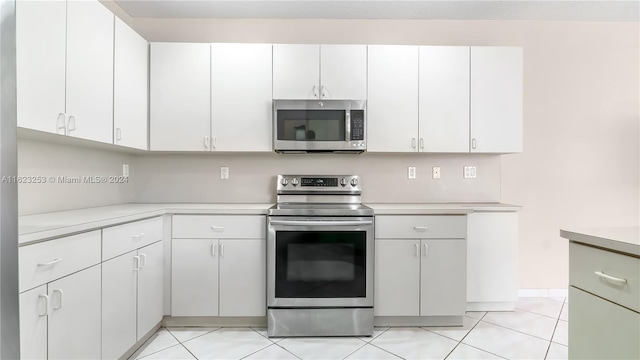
18, 139, 136, 215
133, 153, 501, 204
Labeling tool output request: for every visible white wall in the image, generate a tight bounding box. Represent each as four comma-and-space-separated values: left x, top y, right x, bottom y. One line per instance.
133, 153, 501, 204
18, 139, 136, 215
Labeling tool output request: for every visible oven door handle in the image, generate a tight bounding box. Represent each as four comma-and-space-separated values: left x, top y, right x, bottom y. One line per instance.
269, 219, 373, 227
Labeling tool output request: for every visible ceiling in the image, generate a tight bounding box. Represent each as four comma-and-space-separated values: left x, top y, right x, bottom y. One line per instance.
112, 0, 639, 22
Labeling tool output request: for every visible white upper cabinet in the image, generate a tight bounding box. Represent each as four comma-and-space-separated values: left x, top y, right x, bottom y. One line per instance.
419, 46, 470, 153
273, 44, 367, 100
470, 47, 523, 153
114, 18, 148, 150
65, 0, 114, 144
273, 44, 319, 99
211, 43, 272, 152
150, 43, 211, 151
367, 45, 419, 152
16, 0, 67, 135
320, 45, 367, 99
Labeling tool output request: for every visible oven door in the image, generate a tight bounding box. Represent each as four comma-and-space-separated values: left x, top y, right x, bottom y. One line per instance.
267, 216, 374, 308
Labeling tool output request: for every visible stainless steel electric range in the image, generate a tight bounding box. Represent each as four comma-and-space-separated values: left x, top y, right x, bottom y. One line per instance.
267, 175, 374, 337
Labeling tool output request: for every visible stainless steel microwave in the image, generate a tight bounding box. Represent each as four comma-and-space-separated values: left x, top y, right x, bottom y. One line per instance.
273, 100, 366, 154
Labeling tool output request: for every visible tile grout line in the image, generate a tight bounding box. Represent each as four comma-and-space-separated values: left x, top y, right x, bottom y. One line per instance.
544, 301, 567, 360
361, 338, 408, 359
514, 306, 564, 321
271, 342, 303, 360
166, 328, 200, 360
132, 329, 181, 359
340, 338, 371, 359
477, 318, 557, 343
442, 312, 512, 360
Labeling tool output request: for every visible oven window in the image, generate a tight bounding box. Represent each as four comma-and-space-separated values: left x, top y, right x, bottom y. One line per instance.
276, 110, 345, 141
275, 231, 367, 298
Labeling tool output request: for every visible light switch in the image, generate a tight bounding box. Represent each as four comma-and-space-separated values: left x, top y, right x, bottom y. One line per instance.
432, 166, 441, 179
220, 166, 229, 180
408, 166, 416, 179
464, 166, 476, 179
122, 164, 129, 177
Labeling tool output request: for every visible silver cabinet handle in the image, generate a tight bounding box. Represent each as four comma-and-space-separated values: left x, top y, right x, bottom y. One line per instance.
312, 85, 318, 98
204, 136, 210, 149
413, 226, 428, 231
67, 115, 76, 133
38, 294, 49, 317
412, 138, 417, 149
52, 289, 63, 310
116, 128, 122, 141
471, 138, 477, 150
211, 243, 216, 256
132, 233, 145, 240
414, 243, 419, 257
270, 220, 373, 227
423, 243, 429, 256
420, 138, 424, 149
595, 271, 627, 286
139, 254, 147, 269
38, 258, 62, 267
210, 226, 225, 232
133, 255, 140, 271
212, 136, 217, 149
320, 85, 326, 98
57, 113, 66, 135
220, 244, 225, 257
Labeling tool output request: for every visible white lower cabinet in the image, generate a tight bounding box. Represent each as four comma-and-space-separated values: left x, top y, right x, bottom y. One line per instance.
374, 215, 467, 317
171, 238, 266, 317
20, 265, 102, 360
102, 241, 164, 359
466, 212, 518, 311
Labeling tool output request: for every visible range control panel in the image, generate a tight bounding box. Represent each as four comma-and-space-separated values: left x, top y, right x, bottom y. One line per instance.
277, 175, 361, 193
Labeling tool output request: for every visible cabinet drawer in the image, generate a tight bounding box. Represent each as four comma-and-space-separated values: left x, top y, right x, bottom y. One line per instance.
375, 215, 466, 239
570, 242, 640, 313
173, 215, 266, 239
103, 217, 164, 260
19, 230, 101, 292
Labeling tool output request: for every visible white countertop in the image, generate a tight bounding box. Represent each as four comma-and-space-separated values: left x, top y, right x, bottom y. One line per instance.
19, 202, 521, 245
366, 202, 522, 214
19, 203, 273, 245
560, 227, 640, 257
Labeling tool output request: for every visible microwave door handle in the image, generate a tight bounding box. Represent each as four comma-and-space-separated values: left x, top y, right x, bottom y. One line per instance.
345, 110, 351, 141
270, 219, 373, 227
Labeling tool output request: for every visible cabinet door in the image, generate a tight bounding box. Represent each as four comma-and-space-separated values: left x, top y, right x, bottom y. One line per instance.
466, 212, 518, 307
420, 239, 466, 316
374, 239, 420, 316
114, 18, 148, 150
150, 43, 211, 151
470, 47, 523, 153
66, 0, 114, 144
320, 45, 367, 99
48, 265, 101, 360
102, 252, 137, 360
16, 0, 66, 135
273, 44, 320, 99
219, 239, 266, 316
419, 46, 470, 153
19, 285, 48, 360
171, 239, 219, 316
211, 43, 272, 152
137, 241, 164, 340
569, 286, 640, 359
367, 45, 419, 152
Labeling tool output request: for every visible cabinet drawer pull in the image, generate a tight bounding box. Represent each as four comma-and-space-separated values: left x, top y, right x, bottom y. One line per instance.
411, 138, 417, 149
52, 289, 63, 310
313, 85, 318, 98
204, 136, 210, 149
419, 138, 424, 149
595, 271, 627, 286
37, 258, 62, 267
212, 136, 217, 149
67, 115, 76, 133
39, 294, 49, 317
471, 138, 477, 150
413, 226, 428, 231
414, 243, 419, 256
116, 128, 122, 141
220, 244, 225, 257
210, 226, 225, 232
57, 113, 66, 135
139, 254, 147, 269
132, 233, 145, 240
423, 243, 429, 256
211, 243, 216, 256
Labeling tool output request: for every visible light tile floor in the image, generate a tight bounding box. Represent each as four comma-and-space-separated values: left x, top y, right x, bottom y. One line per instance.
130, 297, 568, 360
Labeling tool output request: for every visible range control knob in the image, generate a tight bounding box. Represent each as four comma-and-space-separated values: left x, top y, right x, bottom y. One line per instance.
281, 178, 289, 186
350, 178, 359, 187
340, 178, 348, 187
291, 178, 299, 186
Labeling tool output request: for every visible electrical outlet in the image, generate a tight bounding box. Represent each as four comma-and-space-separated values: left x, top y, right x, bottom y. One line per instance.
408, 166, 416, 179
464, 166, 477, 179
432, 166, 441, 179
122, 164, 129, 177
220, 166, 229, 180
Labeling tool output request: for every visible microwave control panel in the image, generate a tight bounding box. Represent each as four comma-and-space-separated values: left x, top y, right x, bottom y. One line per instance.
350, 110, 365, 141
